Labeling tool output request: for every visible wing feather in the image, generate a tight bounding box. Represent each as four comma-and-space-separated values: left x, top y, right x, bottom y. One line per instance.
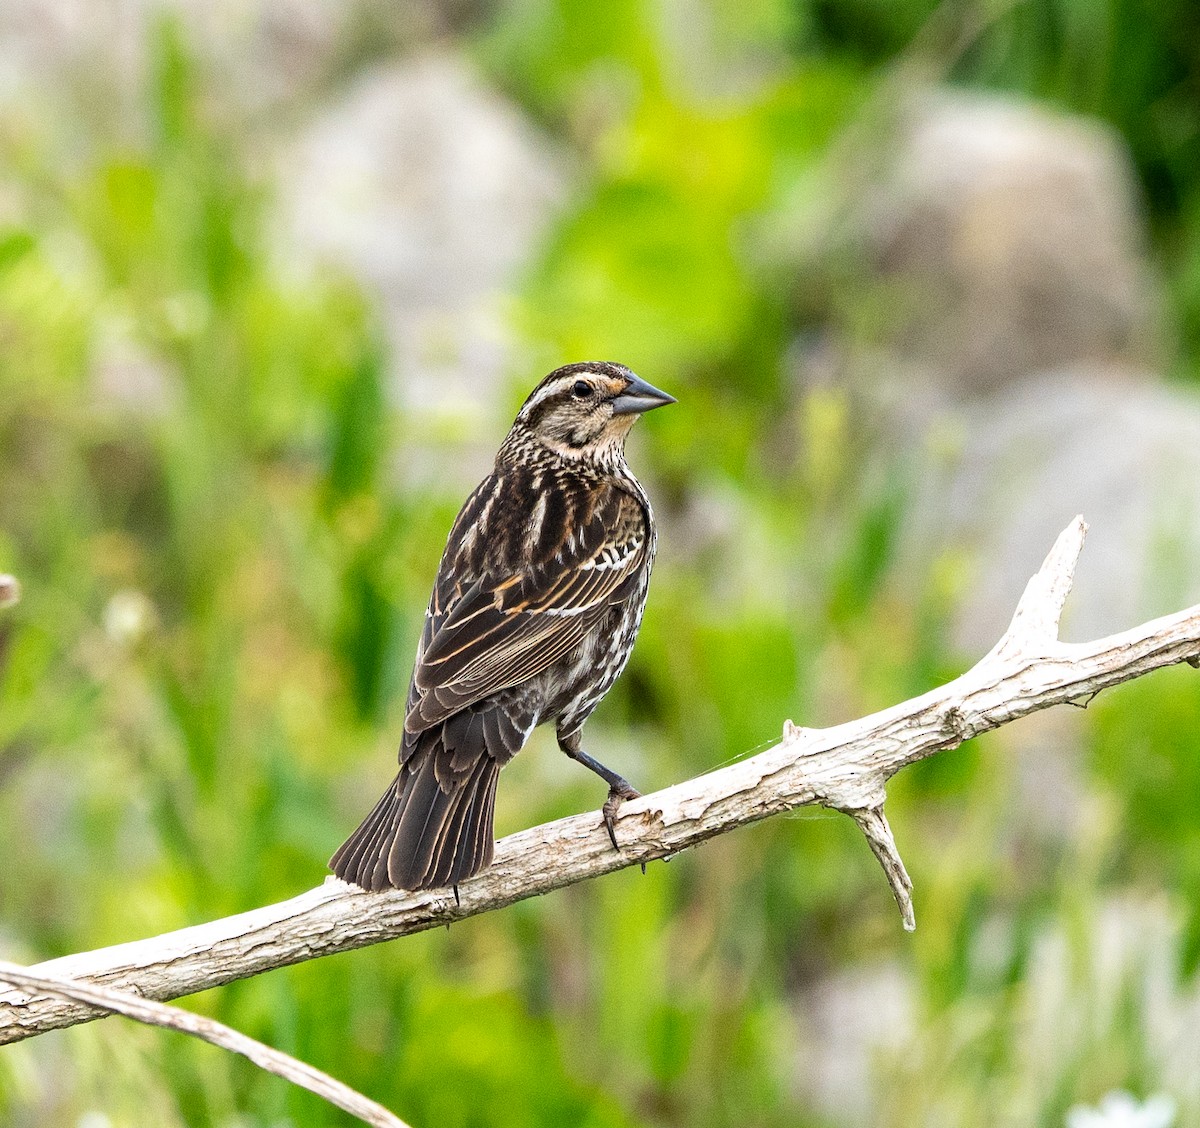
406, 482, 647, 732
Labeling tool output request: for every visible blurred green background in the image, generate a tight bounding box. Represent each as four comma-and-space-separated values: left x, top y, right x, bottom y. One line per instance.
2, 0, 1200, 1125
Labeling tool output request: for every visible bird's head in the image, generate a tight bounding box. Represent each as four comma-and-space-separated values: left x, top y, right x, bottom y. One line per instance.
511, 362, 675, 463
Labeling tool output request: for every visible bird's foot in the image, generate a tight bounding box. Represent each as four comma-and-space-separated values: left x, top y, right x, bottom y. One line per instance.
602, 782, 641, 851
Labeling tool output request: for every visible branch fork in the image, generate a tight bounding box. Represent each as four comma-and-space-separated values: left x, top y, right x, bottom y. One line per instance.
809, 516, 1090, 930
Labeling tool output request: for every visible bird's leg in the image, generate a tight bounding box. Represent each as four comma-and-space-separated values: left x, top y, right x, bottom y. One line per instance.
558, 731, 640, 850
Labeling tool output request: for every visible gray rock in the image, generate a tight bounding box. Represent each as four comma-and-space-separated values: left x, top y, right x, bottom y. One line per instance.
277, 54, 572, 454
902, 366, 1200, 655
861, 92, 1163, 397
0, 0, 350, 115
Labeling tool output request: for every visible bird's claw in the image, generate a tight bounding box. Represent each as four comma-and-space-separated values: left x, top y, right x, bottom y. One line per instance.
602, 783, 641, 851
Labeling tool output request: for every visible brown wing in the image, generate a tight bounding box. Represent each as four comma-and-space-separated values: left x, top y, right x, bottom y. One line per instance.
405, 481, 649, 733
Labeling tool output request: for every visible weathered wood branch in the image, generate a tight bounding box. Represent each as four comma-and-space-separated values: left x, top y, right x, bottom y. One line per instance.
3, 516, 1200, 1047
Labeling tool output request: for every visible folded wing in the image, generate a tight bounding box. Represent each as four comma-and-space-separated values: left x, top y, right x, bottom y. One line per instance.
406, 482, 648, 732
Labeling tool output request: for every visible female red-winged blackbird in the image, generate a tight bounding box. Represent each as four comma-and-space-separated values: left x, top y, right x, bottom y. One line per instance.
330, 361, 675, 892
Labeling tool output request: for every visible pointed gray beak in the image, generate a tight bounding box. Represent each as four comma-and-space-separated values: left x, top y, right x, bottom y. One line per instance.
610, 374, 677, 416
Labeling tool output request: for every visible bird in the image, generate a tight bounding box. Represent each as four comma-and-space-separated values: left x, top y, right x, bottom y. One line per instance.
330, 361, 675, 893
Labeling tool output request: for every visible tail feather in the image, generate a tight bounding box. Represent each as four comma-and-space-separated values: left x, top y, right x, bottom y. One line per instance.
329, 773, 404, 891
458, 759, 499, 879
389, 755, 463, 888
428, 755, 496, 889
330, 734, 501, 892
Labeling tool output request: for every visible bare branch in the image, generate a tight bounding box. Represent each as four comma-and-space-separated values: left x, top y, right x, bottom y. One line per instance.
848, 807, 914, 931
0, 575, 19, 609
3, 518, 1200, 1046
990, 514, 1086, 655
0, 961, 408, 1127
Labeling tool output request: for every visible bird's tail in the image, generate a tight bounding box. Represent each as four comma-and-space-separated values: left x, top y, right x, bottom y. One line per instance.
330, 748, 501, 892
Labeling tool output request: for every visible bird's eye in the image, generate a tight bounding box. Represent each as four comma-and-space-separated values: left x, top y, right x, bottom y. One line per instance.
571, 380, 593, 399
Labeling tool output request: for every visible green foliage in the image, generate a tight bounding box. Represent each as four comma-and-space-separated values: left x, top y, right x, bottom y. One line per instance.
1091, 665, 1200, 966
2, 3, 1200, 1127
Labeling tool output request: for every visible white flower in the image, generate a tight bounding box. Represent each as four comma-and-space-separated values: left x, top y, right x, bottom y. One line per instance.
103, 589, 155, 646
1066, 1090, 1176, 1128
78, 1113, 114, 1128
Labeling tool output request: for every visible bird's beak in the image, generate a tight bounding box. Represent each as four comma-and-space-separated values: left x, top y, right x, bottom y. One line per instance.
610, 374, 677, 416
